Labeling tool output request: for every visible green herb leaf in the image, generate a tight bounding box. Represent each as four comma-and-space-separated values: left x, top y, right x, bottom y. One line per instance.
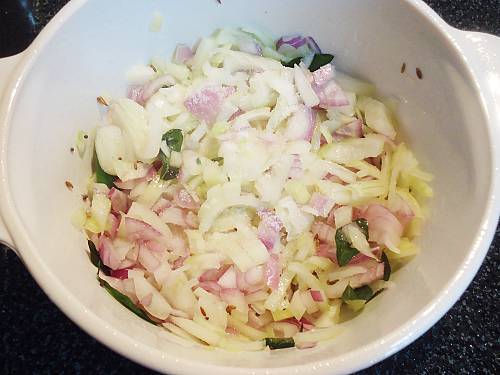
265, 337, 295, 350
159, 164, 179, 180
159, 150, 178, 180
88, 240, 111, 276
162, 129, 183, 152
159, 151, 179, 180
381, 252, 391, 281
354, 218, 369, 239
335, 228, 359, 266
282, 57, 302, 68
98, 276, 157, 325
342, 285, 374, 301
158, 129, 183, 181
93, 153, 116, 188
308, 53, 334, 72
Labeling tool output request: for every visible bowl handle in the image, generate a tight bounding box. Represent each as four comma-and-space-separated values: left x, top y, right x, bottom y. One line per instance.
0, 53, 25, 256
0, 52, 25, 101
452, 30, 500, 220
452, 30, 500, 133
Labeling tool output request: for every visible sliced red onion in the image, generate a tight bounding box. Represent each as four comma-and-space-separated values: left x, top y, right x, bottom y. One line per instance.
307, 192, 336, 218
198, 281, 222, 296
138, 244, 161, 272
151, 197, 172, 215
280, 317, 314, 331
105, 213, 120, 239
238, 39, 262, 55
311, 221, 336, 244
245, 266, 264, 286
287, 155, 303, 180
276, 34, 307, 50
301, 317, 314, 328
228, 108, 244, 122
218, 266, 238, 289
173, 43, 194, 64
265, 254, 280, 290
98, 236, 121, 270
140, 292, 153, 307
109, 187, 129, 214
305, 36, 321, 54
117, 258, 135, 270
349, 260, 385, 288
185, 211, 199, 229
295, 341, 317, 349
184, 85, 235, 124
310, 290, 324, 302
173, 188, 200, 210
309, 64, 350, 108
145, 240, 165, 252
111, 268, 129, 279
367, 156, 382, 170
199, 264, 230, 282
236, 268, 250, 291
312, 64, 334, 86
284, 106, 316, 141
348, 247, 382, 265
225, 326, 239, 335
160, 207, 188, 227
114, 166, 156, 189
172, 254, 188, 269
127, 74, 175, 106
333, 119, 363, 140
127, 85, 146, 105
355, 204, 403, 250
391, 195, 415, 227
317, 243, 337, 263
257, 209, 283, 251
124, 217, 162, 242
326, 204, 339, 226
143, 74, 176, 102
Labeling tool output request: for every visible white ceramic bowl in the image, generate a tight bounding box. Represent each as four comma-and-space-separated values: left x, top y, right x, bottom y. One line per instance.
1, 0, 499, 374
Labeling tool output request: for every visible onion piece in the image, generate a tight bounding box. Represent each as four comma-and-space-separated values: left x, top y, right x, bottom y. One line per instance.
276, 34, 307, 50
173, 44, 194, 64
310, 290, 324, 302
265, 254, 281, 290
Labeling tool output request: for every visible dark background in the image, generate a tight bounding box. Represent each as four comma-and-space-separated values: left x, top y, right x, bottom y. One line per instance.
1, 0, 499, 374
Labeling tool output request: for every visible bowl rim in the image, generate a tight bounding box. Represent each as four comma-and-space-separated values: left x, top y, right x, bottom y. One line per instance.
1, 0, 499, 374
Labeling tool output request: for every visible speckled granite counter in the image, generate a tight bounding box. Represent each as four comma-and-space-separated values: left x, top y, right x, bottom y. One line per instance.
1, 1, 499, 374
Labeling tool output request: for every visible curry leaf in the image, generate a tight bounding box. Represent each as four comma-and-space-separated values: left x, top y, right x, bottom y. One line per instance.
354, 218, 369, 239
342, 285, 374, 301
162, 129, 183, 152
88, 240, 111, 276
265, 337, 295, 350
98, 276, 157, 325
335, 228, 359, 266
159, 150, 179, 180
159, 129, 183, 181
159, 165, 179, 180
308, 53, 334, 72
281, 57, 302, 68
381, 252, 391, 281
93, 153, 116, 188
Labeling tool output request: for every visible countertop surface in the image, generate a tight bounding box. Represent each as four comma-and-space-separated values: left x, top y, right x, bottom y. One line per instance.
1, 0, 499, 374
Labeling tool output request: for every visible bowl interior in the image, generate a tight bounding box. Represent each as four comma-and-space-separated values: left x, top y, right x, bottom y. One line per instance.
3, 0, 493, 373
